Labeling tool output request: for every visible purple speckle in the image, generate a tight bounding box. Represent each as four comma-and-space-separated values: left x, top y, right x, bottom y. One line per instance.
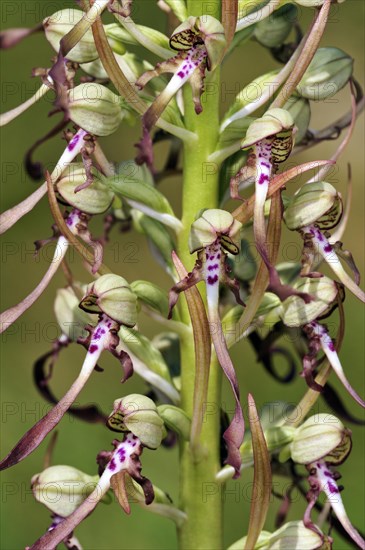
208, 263, 218, 271
108, 459, 117, 472
67, 135, 79, 152
261, 162, 270, 169
207, 275, 219, 285
317, 232, 324, 242
93, 327, 103, 340
316, 462, 321, 468
209, 255, 215, 260
132, 442, 136, 447
177, 71, 185, 78
324, 244, 332, 253
328, 341, 336, 352
118, 449, 125, 461
258, 173, 269, 185
324, 470, 333, 477
89, 344, 98, 354
327, 482, 339, 494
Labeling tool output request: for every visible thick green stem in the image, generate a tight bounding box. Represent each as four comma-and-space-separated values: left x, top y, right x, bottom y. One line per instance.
177, 2, 223, 548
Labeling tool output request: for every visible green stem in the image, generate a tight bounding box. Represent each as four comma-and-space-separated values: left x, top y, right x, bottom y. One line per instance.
177, 2, 223, 548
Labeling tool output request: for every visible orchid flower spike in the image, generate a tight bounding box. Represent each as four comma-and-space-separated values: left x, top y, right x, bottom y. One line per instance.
30, 433, 154, 550
289, 414, 365, 549
136, 15, 226, 131
0, 163, 114, 334
0, 275, 137, 471
284, 181, 365, 303
169, 209, 245, 477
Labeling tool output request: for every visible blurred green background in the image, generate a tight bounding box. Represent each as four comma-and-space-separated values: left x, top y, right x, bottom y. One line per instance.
0, 1, 364, 548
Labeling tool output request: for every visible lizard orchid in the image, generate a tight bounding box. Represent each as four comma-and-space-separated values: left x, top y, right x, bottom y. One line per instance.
169, 209, 244, 477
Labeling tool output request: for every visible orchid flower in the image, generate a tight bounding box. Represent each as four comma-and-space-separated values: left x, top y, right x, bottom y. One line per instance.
29, 433, 154, 550
169, 209, 245, 477
135, 15, 226, 132
0, 161, 115, 333
240, 108, 294, 265
279, 274, 365, 408
238, 109, 311, 303
289, 414, 364, 549
284, 181, 365, 303
304, 321, 365, 408
0, 275, 137, 471
0, 129, 88, 235
306, 461, 365, 549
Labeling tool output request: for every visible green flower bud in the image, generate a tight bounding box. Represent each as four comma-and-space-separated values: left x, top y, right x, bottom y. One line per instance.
293, 0, 345, 6
57, 163, 115, 215
79, 274, 137, 326
43, 9, 98, 63
54, 285, 94, 341
157, 405, 191, 440
189, 208, 242, 254
228, 520, 327, 549
283, 95, 311, 144
130, 280, 169, 318
170, 15, 226, 71
254, 5, 296, 48
107, 394, 165, 449
152, 332, 181, 379
284, 181, 343, 231
297, 47, 353, 101
241, 108, 295, 163
118, 326, 172, 382
132, 210, 175, 275
267, 521, 327, 550
80, 58, 109, 80
240, 425, 296, 466
163, 0, 188, 21
68, 84, 125, 136
290, 414, 352, 465
280, 276, 339, 327
32, 465, 98, 517
228, 530, 271, 549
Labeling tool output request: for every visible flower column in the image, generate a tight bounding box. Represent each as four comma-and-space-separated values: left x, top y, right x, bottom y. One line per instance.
177, 3, 224, 549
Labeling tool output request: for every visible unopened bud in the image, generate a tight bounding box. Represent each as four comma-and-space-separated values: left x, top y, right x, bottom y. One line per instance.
43, 9, 98, 63
157, 405, 191, 440
297, 47, 353, 100
107, 394, 165, 449
281, 276, 339, 327
283, 95, 311, 144
54, 285, 93, 341
284, 181, 342, 231
268, 520, 328, 549
79, 274, 137, 326
130, 280, 169, 318
293, 0, 345, 6
254, 5, 296, 48
68, 84, 125, 136
32, 465, 98, 517
290, 414, 352, 465
57, 163, 114, 214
